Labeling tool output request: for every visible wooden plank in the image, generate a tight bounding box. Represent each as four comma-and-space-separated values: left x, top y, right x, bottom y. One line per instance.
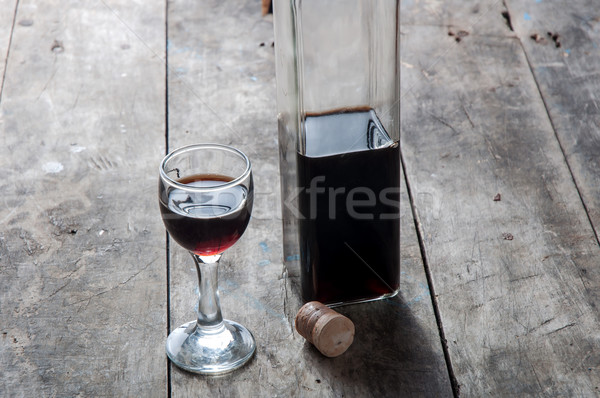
0, 0, 166, 396
401, 0, 510, 37
504, 0, 600, 242
401, 24, 600, 396
167, 0, 452, 395
0, 0, 18, 95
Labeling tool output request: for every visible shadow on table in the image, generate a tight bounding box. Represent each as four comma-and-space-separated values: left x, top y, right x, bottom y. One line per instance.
301, 295, 453, 397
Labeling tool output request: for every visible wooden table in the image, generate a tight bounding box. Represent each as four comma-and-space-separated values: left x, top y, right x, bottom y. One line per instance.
1, 0, 599, 396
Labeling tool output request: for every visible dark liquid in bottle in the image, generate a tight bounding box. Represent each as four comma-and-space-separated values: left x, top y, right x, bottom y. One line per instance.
297, 108, 400, 304
159, 174, 253, 256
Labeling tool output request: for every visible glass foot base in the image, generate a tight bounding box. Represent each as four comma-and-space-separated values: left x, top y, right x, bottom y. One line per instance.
166, 320, 256, 375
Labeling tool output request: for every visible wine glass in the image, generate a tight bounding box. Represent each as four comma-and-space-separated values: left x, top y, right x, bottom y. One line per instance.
158, 143, 255, 374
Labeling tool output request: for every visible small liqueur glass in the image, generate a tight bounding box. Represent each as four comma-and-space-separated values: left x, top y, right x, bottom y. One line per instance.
158, 144, 255, 374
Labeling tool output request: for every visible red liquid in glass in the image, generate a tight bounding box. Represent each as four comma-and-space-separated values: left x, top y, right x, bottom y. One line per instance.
159, 174, 253, 256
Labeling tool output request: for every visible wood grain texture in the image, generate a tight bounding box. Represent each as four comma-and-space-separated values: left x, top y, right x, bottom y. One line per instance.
0, 0, 17, 96
10, 0, 600, 395
0, 0, 166, 396
401, 24, 600, 396
401, 0, 510, 37
504, 0, 600, 242
167, 0, 452, 396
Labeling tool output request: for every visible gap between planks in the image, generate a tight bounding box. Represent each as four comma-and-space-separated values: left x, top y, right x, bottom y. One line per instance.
164, 0, 172, 396
505, 8, 600, 249
400, 152, 460, 398
0, 0, 19, 104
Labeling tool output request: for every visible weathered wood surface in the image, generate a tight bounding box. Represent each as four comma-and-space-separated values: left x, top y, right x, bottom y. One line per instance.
0, 0, 166, 396
505, 0, 600, 241
1, 0, 452, 396
3, 0, 600, 396
0, 0, 18, 95
167, 0, 452, 396
401, 0, 509, 37
401, 21, 600, 398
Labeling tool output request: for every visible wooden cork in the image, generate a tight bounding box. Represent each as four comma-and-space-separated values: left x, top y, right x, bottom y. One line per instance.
295, 301, 355, 357
261, 0, 272, 16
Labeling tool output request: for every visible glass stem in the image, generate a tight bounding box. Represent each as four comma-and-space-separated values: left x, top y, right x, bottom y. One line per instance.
191, 253, 224, 330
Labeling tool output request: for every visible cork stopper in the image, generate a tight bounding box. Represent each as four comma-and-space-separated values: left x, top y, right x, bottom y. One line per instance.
295, 301, 355, 357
